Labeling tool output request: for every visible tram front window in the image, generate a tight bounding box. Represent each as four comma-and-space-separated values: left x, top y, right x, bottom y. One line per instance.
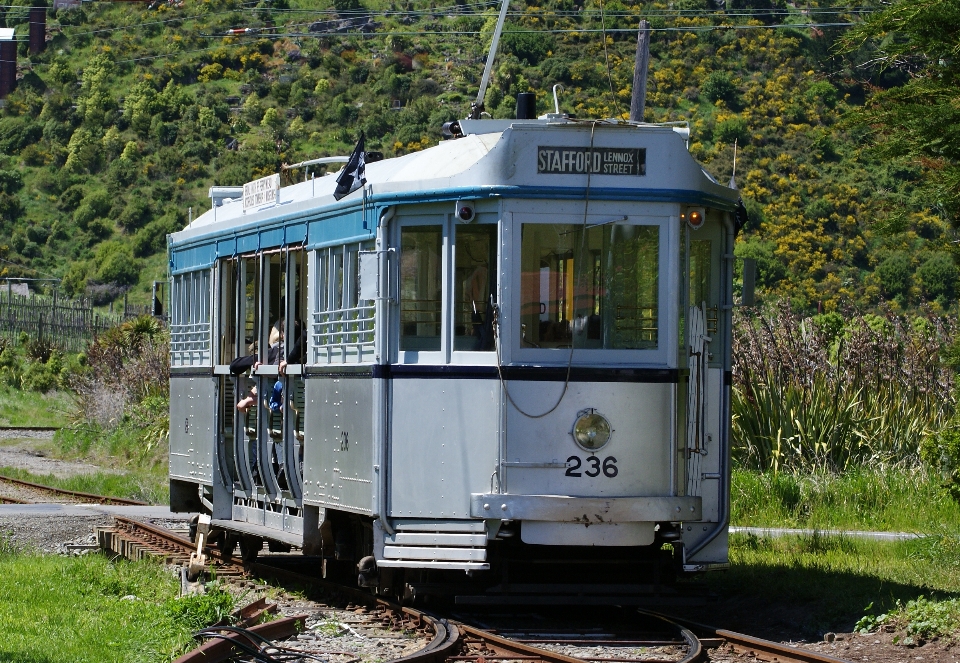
519, 223, 659, 350
400, 226, 443, 351
454, 225, 496, 351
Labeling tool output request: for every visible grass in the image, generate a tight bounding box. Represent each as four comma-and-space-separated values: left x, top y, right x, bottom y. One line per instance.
0, 465, 167, 505
0, 546, 234, 663
694, 531, 960, 638
0, 385, 72, 427
731, 466, 960, 533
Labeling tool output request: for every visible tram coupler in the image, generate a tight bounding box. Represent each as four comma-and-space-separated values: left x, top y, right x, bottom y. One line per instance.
187, 514, 212, 581
357, 555, 379, 587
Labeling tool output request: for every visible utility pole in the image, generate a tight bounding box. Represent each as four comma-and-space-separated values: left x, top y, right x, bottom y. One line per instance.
630, 19, 650, 123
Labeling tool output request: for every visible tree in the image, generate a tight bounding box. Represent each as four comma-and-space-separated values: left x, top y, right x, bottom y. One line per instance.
841, 0, 960, 225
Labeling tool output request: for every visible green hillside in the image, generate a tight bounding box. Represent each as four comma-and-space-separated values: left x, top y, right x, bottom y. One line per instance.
0, 0, 952, 312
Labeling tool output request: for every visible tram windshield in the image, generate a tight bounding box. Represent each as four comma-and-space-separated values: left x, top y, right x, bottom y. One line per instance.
519, 223, 659, 350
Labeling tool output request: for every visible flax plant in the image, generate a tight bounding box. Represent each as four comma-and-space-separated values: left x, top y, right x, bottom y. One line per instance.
732, 303, 955, 472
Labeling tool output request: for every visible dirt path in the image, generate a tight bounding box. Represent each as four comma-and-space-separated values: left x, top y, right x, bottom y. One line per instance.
0, 430, 110, 478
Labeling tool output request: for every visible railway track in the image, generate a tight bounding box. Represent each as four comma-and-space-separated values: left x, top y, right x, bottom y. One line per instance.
98, 517, 854, 663
0, 474, 148, 506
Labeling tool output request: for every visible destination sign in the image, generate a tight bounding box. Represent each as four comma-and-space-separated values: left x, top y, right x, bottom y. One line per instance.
243, 173, 280, 211
537, 147, 646, 176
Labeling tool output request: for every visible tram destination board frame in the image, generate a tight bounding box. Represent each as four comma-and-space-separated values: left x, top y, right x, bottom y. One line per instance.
537, 146, 646, 176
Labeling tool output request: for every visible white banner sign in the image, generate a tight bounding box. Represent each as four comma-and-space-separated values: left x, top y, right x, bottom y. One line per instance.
243, 174, 280, 211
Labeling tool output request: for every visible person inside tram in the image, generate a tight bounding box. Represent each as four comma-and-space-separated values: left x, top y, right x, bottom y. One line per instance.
279, 319, 304, 376
230, 348, 258, 413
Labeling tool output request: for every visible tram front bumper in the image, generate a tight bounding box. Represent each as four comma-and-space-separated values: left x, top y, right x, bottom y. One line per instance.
469, 494, 701, 523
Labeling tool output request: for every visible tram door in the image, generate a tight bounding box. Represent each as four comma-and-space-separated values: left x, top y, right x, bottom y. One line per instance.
284, 250, 307, 500
259, 249, 306, 501
683, 222, 721, 520
216, 255, 259, 496
218, 251, 306, 505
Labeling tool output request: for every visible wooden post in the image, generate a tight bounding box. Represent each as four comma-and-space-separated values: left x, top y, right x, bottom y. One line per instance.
29, 7, 46, 56
630, 19, 651, 123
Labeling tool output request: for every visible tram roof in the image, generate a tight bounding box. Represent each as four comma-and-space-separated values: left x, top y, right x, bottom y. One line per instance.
169, 120, 739, 272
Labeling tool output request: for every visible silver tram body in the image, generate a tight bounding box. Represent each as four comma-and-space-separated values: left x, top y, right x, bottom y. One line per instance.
167, 117, 738, 598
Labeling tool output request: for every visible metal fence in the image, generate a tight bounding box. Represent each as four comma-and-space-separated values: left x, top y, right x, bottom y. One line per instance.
0, 291, 151, 353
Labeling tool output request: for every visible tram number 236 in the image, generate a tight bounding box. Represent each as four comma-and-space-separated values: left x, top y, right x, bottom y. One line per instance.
565, 455, 618, 478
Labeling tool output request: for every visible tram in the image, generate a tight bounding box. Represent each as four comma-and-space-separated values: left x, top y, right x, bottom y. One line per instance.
167, 109, 739, 600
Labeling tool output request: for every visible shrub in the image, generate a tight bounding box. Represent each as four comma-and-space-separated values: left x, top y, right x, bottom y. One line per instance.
0, 170, 23, 195
876, 252, 913, 299
917, 253, 958, 302
921, 418, 960, 501
57, 185, 85, 212
70, 316, 169, 429
715, 116, 749, 144
333, 0, 361, 11
132, 213, 181, 257
93, 242, 140, 286
702, 71, 739, 105
0, 116, 42, 154
501, 28, 554, 66
806, 80, 839, 109
0, 192, 23, 224
735, 237, 785, 288
73, 190, 111, 229
62, 262, 89, 298
118, 198, 154, 232
197, 63, 224, 83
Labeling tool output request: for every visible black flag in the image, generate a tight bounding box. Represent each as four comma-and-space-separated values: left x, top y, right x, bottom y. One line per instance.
334, 132, 367, 200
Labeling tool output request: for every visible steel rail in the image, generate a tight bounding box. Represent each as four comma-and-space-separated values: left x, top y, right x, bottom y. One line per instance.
100, 518, 853, 663
103, 519, 692, 663
170, 615, 308, 663
0, 474, 148, 505
640, 611, 854, 663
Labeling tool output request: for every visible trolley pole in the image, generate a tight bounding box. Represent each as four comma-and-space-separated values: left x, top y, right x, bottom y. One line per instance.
630, 19, 650, 123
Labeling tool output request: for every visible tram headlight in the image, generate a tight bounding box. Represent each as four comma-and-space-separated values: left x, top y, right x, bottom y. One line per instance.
683, 206, 707, 230
572, 410, 612, 451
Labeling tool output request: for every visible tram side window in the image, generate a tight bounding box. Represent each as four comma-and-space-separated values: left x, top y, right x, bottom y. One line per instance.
519, 223, 659, 350
219, 261, 237, 364
454, 225, 496, 351
312, 243, 376, 361
400, 226, 442, 351
263, 253, 286, 364
170, 269, 212, 366
242, 256, 258, 355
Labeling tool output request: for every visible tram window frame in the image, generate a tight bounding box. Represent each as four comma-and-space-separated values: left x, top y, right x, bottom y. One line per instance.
170, 268, 213, 367
260, 250, 287, 370
395, 215, 446, 363
451, 221, 498, 364
310, 241, 377, 365
511, 212, 669, 365
218, 259, 237, 366
286, 248, 308, 370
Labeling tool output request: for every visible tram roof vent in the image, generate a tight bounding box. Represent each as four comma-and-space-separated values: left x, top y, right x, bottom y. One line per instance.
209, 186, 245, 209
